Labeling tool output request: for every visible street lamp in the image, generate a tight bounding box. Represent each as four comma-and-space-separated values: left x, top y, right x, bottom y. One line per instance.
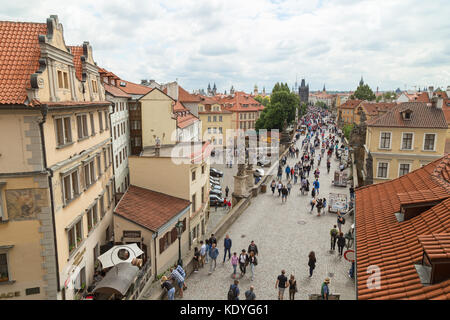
175, 220, 184, 267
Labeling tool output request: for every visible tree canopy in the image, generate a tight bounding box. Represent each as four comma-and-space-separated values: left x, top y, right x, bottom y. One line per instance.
254, 95, 270, 106
351, 80, 376, 101
255, 82, 299, 131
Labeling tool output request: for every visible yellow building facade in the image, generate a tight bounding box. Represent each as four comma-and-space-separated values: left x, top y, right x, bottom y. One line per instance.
0, 16, 113, 300
363, 102, 448, 184
198, 100, 233, 147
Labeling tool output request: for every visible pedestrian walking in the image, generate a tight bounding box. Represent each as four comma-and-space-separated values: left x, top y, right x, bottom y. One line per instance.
227, 200, 231, 211
337, 212, 345, 233
288, 274, 298, 300
271, 180, 276, 195
310, 197, 316, 213
248, 241, 259, 256
281, 185, 288, 203
322, 198, 327, 213
313, 179, 320, 195
275, 270, 288, 300
231, 252, 238, 278
209, 233, 217, 246
249, 251, 258, 281
311, 187, 316, 199
200, 240, 207, 267
349, 186, 355, 200
214, 200, 218, 212
208, 243, 219, 274
285, 165, 291, 180
160, 276, 175, 300
223, 234, 232, 263
239, 249, 249, 276
330, 225, 338, 251
316, 198, 323, 216
277, 181, 282, 197
193, 247, 200, 272
227, 280, 240, 300
337, 232, 346, 256
287, 181, 292, 195
308, 251, 316, 277
245, 286, 256, 300
321, 278, 330, 300
225, 186, 230, 198
170, 267, 184, 298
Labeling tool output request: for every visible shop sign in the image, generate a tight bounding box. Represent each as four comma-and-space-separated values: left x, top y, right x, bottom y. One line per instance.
0, 291, 20, 299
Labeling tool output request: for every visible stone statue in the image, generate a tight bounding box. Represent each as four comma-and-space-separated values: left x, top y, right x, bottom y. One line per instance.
365, 152, 373, 185
237, 163, 246, 176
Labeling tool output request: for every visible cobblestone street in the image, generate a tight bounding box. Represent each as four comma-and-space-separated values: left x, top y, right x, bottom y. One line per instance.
183, 131, 356, 300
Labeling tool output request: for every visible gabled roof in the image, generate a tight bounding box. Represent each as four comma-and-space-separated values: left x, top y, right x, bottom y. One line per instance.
213, 91, 264, 112
173, 100, 199, 129
178, 86, 201, 103
114, 185, 190, 232
356, 155, 450, 300
360, 102, 396, 116
0, 21, 47, 104
366, 102, 448, 128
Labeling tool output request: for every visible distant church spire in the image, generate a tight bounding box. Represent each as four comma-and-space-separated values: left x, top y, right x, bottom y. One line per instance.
323, 84, 326, 92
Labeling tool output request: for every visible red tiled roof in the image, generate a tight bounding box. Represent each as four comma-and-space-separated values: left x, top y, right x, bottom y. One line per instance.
413, 91, 430, 103
178, 86, 201, 102
68, 45, 83, 81
114, 185, 190, 232
356, 155, 450, 300
366, 102, 448, 128
119, 80, 153, 95
340, 99, 363, 109
418, 234, 450, 261
103, 82, 131, 98
360, 102, 396, 116
0, 21, 47, 104
213, 91, 264, 112
172, 100, 199, 129
31, 100, 110, 107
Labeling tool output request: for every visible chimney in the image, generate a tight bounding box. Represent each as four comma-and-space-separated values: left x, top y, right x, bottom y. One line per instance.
432, 97, 443, 109
447, 85, 450, 98
167, 82, 179, 101
428, 86, 434, 100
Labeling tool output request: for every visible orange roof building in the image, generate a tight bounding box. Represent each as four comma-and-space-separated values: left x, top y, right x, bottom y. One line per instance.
356, 155, 450, 299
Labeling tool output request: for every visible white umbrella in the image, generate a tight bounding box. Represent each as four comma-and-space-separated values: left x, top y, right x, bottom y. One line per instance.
97, 243, 144, 269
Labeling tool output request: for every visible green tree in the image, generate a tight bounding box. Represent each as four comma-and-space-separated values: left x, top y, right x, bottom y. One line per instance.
343, 123, 354, 140
315, 101, 328, 109
271, 82, 290, 93
254, 95, 270, 106
353, 82, 376, 101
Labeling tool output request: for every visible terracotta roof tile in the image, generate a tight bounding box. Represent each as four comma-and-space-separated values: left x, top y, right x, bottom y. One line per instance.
103, 82, 131, 98
0, 21, 47, 104
356, 155, 450, 300
67, 45, 83, 81
366, 102, 448, 128
119, 80, 153, 95
114, 185, 190, 232
339, 99, 363, 109
418, 234, 450, 261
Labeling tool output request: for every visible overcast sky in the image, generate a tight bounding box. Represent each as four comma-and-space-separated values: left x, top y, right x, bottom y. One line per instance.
2, 0, 450, 93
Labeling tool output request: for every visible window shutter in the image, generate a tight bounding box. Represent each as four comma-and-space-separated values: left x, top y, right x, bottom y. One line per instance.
171, 228, 178, 244
159, 237, 165, 254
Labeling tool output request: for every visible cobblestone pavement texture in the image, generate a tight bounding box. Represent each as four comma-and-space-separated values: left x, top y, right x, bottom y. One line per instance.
183, 128, 356, 300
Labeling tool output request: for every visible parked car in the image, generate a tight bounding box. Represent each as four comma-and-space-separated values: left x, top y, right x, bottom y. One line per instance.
210, 168, 224, 177
257, 156, 271, 167
253, 168, 265, 177
210, 184, 222, 192
210, 176, 220, 183
209, 194, 225, 206
209, 189, 223, 197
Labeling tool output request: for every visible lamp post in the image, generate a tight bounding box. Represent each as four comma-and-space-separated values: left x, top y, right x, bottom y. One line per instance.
175, 220, 184, 267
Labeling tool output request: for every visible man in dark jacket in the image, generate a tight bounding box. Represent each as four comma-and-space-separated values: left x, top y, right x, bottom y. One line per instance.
209, 234, 217, 246
223, 234, 232, 263
248, 241, 258, 256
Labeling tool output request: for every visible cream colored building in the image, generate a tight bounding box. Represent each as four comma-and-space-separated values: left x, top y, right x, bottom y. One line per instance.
363, 101, 448, 184
0, 16, 114, 300
198, 96, 233, 147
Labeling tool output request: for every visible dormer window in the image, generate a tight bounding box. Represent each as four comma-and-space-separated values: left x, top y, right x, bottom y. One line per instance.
402, 109, 412, 120
415, 234, 450, 285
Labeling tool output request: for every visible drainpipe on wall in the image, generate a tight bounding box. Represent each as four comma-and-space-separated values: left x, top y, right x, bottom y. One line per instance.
153, 232, 158, 279
38, 104, 61, 296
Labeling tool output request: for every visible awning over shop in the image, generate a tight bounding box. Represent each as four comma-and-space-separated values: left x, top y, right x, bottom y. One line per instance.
93, 263, 139, 296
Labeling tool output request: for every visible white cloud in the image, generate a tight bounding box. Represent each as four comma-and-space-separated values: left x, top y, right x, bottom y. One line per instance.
1, 0, 449, 92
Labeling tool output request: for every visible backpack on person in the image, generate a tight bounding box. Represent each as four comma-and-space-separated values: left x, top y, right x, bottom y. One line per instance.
227, 285, 238, 300
341, 217, 346, 225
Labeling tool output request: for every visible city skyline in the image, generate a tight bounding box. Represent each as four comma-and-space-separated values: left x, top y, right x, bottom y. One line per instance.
1, 0, 449, 93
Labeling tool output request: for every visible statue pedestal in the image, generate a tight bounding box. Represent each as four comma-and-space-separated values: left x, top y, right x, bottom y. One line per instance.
245, 169, 254, 189
232, 175, 250, 206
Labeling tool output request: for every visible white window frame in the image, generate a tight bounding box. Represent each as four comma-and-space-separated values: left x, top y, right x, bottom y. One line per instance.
83, 159, 96, 189
0, 250, 12, 283
376, 161, 390, 179
400, 132, 414, 151
67, 218, 83, 255
0, 183, 5, 221
398, 163, 411, 177
76, 113, 89, 140
379, 131, 392, 149
54, 115, 73, 147
61, 167, 80, 205
422, 133, 437, 151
